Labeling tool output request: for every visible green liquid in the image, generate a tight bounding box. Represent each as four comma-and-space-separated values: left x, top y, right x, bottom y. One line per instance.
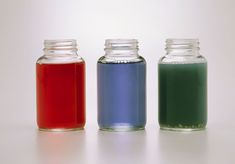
158, 62, 207, 130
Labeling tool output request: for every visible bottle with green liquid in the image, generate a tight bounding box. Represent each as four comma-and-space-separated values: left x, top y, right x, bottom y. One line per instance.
158, 39, 207, 131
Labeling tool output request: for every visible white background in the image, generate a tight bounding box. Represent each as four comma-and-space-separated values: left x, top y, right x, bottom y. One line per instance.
0, 0, 235, 163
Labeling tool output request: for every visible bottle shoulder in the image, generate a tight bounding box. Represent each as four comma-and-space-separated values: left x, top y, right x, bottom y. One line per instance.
159, 54, 207, 64
98, 55, 145, 64
36, 55, 84, 64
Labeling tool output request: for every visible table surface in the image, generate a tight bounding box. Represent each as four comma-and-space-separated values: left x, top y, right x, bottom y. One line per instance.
1, 122, 234, 164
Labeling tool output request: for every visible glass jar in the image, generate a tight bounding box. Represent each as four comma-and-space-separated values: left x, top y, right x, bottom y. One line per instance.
36, 39, 85, 131
97, 39, 146, 131
158, 39, 207, 131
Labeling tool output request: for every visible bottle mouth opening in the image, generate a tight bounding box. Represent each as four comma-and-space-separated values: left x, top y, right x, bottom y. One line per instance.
166, 38, 199, 50
105, 39, 139, 50
44, 39, 77, 50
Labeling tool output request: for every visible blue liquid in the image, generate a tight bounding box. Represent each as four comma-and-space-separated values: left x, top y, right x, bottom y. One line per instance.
97, 61, 146, 131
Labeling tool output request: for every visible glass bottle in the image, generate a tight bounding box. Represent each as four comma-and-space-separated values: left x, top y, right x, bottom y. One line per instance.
97, 39, 146, 131
36, 39, 85, 131
158, 39, 207, 131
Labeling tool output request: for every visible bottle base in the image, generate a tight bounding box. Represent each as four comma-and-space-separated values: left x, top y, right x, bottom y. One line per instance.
99, 125, 145, 132
38, 127, 84, 132
160, 126, 205, 132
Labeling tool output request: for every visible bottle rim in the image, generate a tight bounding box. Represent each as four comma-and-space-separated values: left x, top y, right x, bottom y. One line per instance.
105, 39, 139, 51
44, 39, 77, 50
166, 38, 200, 51
166, 38, 199, 44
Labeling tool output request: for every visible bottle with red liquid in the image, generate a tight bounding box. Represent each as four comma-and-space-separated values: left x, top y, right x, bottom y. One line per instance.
36, 39, 85, 131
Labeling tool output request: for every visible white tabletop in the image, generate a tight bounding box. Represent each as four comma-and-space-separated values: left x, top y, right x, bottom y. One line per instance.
1, 123, 234, 164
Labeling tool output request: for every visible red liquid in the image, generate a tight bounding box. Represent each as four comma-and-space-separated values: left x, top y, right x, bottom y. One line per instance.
36, 62, 85, 129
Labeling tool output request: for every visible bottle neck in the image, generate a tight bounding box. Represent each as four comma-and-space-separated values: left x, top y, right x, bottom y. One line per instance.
104, 39, 139, 60
165, 39, 200, 56
43, 39, 78, 57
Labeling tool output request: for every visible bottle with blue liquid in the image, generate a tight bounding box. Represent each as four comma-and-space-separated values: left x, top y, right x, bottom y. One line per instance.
97, 39, 146, 131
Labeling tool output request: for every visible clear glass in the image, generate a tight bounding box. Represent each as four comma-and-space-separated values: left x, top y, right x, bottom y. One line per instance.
36, 39, 86, 131
37, 39, 84, 64
98, 39, 145, 63
160, 39, 206, 64
98, 39, 146, 131
158, 39, 207, 131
